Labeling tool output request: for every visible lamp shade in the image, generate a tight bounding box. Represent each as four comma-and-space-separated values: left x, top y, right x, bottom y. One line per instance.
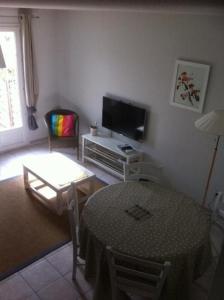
195, 110, 224, 136
0, 45, 6, 68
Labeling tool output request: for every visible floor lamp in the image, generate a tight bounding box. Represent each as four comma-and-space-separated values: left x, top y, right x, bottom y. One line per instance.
195, 110, 224, 206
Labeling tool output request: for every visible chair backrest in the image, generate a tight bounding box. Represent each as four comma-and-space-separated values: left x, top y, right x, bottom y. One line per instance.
106, 247, 170, 300
44, 109, 79, 137
67, 198, 78, 244
67, 182, 89, 246
124, 162, 162, 183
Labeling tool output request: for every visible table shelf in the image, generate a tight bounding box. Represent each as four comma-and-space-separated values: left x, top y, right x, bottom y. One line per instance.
82, 134, 142, 179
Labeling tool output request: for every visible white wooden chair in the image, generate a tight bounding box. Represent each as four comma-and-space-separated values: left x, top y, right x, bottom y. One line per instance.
68, 180, 95, 238
209, 192, 224, 224
67, 182, 88, 281
106, 246, 171, 300
124, 162, 163, 184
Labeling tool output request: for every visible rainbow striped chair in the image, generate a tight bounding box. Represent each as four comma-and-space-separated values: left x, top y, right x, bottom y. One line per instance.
44, 109, 79, 159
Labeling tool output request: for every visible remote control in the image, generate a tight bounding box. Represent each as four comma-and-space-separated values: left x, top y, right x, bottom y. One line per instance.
117, 144, 133, 152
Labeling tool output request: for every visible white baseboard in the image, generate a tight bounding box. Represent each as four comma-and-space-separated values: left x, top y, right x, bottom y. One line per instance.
0, 138, 48, 154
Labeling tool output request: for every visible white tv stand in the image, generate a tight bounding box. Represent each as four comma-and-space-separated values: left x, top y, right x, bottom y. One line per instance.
82, 133, 143, 179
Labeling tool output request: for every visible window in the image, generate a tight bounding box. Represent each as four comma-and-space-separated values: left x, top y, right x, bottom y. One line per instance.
0, 31, 22, 131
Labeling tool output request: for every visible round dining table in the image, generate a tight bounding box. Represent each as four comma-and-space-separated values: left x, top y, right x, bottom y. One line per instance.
79, 181, 211, 300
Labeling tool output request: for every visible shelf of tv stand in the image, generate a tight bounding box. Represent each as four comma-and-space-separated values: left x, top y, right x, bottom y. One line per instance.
82, 133, 143, 179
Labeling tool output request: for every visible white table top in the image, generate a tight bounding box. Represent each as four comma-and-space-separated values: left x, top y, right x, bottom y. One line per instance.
83, 181, 211, 259
23, 152, 95, 190
82, 133, 140, 158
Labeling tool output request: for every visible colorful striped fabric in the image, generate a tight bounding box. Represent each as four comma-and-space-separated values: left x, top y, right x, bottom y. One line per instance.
50, 114, 75, 136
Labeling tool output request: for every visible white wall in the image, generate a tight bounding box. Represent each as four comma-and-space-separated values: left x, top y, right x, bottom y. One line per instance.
55, 10, 224, 201
2, 8, 222, 202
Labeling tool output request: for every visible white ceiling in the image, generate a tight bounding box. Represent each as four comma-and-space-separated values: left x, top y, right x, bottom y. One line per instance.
0, 0, 223, 15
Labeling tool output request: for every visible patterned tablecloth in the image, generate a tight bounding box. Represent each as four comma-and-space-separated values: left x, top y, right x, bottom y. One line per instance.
79, 181, 211, 300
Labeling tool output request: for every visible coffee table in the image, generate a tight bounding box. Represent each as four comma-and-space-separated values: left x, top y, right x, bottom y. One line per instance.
23, 153, 95, 215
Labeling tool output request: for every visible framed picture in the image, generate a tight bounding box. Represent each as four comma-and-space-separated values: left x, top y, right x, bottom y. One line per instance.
170, 60, 210, 113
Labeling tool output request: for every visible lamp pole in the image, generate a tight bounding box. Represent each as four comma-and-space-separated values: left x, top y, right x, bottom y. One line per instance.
202, 135, 220, 206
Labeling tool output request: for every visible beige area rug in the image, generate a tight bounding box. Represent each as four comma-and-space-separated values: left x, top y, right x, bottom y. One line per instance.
0, 175, 106, 280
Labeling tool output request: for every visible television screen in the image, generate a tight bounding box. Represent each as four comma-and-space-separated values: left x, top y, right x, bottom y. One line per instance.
102, 97, 147, 141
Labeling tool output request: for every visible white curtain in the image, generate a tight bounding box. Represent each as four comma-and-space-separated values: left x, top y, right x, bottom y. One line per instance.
20, 9, 39, 130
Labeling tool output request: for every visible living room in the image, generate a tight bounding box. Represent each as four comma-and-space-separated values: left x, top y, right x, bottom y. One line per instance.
0, 1, 223, 300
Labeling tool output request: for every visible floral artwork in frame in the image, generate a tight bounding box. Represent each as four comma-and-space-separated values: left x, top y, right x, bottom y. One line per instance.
170, 60, 210, 113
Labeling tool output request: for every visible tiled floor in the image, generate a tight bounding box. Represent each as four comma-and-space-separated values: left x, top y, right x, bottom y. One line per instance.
0, 242, 93, 300
0, 142, 223, 300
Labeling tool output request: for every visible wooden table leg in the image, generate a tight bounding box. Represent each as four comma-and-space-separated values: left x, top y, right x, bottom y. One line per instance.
56, 191, 64, 215
88, 176, 96, 197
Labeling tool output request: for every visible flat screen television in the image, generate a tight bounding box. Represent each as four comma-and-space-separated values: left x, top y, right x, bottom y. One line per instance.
102, 96, 147, 142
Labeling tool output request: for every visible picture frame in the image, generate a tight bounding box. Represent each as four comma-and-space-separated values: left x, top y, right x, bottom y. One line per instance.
170, 60, 210, 113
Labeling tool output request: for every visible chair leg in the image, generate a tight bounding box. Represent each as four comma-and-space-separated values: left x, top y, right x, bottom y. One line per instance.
67, 188, 83, 282
72, 241, 78, 281
67, 202, 78, 281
